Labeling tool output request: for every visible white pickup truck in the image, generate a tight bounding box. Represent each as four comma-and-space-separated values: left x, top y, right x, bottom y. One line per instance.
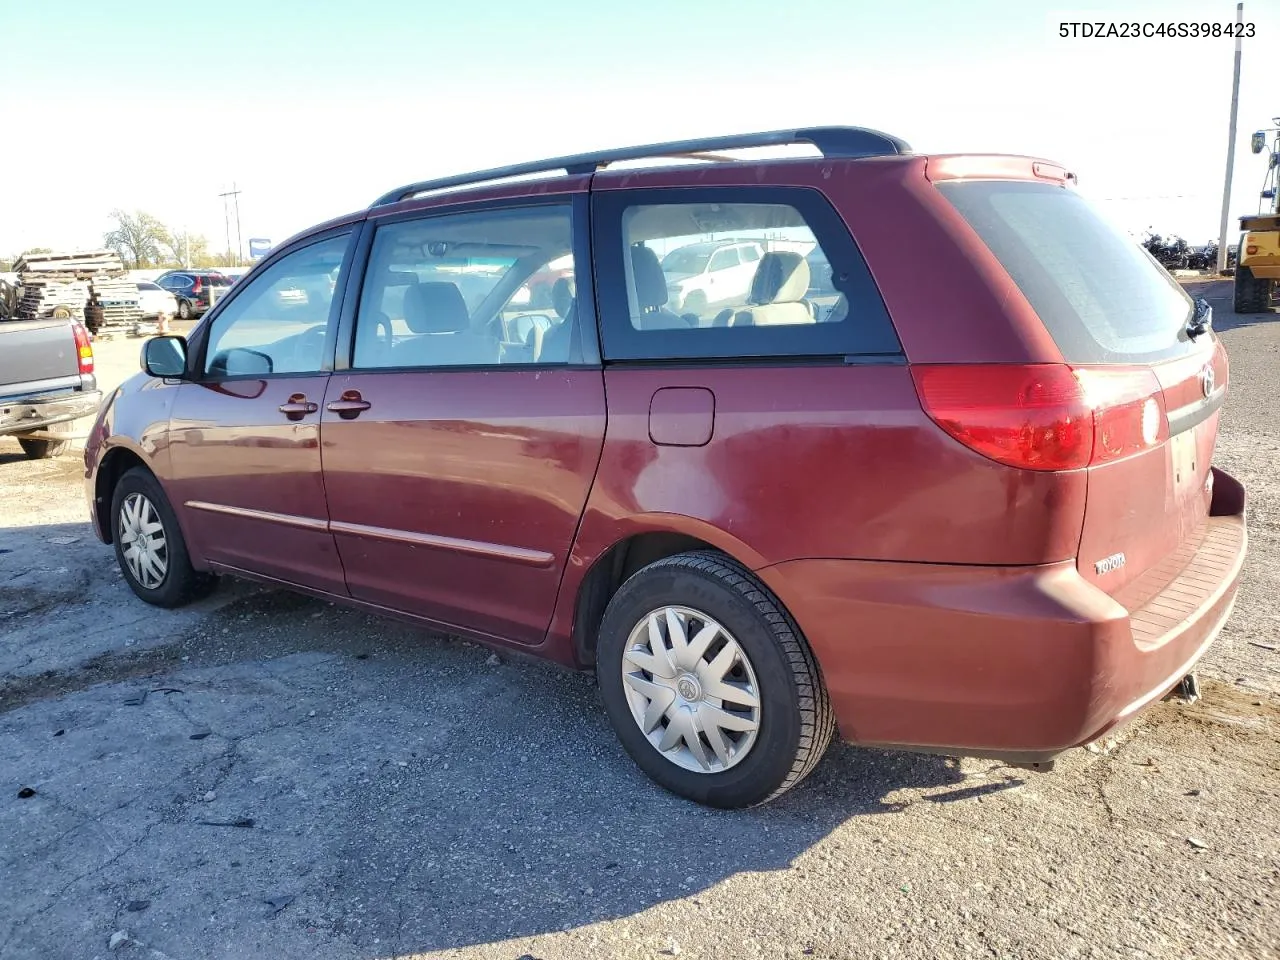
0, 318, 101, 459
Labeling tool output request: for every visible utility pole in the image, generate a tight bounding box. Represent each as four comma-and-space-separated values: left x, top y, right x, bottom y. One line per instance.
1216, 2, 1244, 273
218, 183, 243, 266
232, 182, 243, 266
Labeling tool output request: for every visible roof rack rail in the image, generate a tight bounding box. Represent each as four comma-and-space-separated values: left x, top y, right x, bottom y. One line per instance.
371, 126, 911, 207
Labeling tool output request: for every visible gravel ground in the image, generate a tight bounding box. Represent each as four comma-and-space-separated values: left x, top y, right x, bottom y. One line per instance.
1, 286, 1278, 960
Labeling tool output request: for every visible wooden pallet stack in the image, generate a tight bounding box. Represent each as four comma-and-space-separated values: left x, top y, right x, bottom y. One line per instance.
13, 250, 142, 329
90, 275, 146, 326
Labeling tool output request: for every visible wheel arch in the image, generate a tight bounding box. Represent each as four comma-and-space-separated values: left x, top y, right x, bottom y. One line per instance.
93, 444, 152, 544
563, 516, 768, 669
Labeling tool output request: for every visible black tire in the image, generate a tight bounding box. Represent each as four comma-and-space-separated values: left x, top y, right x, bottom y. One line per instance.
596, 551, 835, 808
177, 299, 193, 320
110, 466, 216, 608
17, 436, 69, 459
1233, 266, 1272, 314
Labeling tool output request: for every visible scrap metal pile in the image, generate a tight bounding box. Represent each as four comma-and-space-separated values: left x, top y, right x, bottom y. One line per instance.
12, 250, 143, 332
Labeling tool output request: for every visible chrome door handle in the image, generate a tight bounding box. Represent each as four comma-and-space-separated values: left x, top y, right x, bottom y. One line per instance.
326, 390, 371, 420
278, 394, 318, 420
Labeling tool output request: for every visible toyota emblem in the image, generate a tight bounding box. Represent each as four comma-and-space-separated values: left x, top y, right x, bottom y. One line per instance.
1200, 364, 1215, 399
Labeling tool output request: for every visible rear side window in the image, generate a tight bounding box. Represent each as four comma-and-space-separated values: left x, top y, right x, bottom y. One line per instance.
937, 180, 1196, 364
592, 187, 900, 362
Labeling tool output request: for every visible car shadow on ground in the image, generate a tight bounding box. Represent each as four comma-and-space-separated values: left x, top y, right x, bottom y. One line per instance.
184, 589, 994, 954
0, 517, 1026, 956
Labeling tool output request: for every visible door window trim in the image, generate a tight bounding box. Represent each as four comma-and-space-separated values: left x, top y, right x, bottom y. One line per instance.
186, 226, 359, 382
333, 193, 602, 373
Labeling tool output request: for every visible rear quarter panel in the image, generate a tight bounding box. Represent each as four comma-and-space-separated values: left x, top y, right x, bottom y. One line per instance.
572, 365, 1084, 567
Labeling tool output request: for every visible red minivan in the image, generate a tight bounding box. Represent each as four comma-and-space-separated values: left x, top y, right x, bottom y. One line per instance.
85, 128, 1247, 808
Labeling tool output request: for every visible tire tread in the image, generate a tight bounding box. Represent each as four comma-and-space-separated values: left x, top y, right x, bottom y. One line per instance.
617, 550, 835, 805
1234, 267, 1272, 314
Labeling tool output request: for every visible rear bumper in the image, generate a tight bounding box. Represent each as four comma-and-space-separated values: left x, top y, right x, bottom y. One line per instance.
756, 467, 1247, 764
0, 389, 103, 438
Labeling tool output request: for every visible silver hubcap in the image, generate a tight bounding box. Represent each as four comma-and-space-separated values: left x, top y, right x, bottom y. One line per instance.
119, 493, 168, 589
621, 606, 761, 773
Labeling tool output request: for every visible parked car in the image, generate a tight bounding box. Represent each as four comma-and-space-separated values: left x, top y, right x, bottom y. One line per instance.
2, 318, 99, 458
660, 239, 764, 317
153, 270, 232, 319
85, 127, 1247, 809
134, 280, 179, 319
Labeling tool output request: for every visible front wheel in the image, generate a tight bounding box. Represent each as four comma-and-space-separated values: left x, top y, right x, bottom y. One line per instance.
596, 551, 834, 808
110, 467, 216, 607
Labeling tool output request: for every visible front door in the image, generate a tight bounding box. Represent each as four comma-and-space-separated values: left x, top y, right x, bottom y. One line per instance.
319, 200, 607, 645
165, 231, 354, 594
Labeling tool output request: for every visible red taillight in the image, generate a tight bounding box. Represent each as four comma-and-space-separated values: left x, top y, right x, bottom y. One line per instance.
191, 277, 203, 295
72, 322, 95, 375
912, 363, 1166, 472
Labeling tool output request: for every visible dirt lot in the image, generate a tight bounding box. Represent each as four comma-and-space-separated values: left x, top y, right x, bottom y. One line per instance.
2, 284, 1278, 960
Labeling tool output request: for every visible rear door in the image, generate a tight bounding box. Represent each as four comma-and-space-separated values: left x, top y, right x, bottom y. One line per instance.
320, 195, 607, 646
938, 179, 1227, 604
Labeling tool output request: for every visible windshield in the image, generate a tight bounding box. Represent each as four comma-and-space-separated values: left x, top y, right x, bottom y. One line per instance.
661, 247, 711, 275
938, 180, 1195, 364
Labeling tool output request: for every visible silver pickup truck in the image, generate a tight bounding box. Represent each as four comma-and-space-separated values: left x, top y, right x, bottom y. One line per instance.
0, 319, 102, 459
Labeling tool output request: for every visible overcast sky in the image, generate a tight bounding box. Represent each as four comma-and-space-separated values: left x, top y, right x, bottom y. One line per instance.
5, 0, 1277, 258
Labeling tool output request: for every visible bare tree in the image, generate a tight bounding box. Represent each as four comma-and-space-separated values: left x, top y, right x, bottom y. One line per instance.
104, 210, 166, 268
160, 227, 210, 268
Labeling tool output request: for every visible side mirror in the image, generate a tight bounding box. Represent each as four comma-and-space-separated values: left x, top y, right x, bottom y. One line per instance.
1251, 131, 1266, 154
209, 347, 273, 377
142, 335, 187, 378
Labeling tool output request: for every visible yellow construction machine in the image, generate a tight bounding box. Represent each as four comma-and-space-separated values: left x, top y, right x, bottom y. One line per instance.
1235, 120, 1280, 313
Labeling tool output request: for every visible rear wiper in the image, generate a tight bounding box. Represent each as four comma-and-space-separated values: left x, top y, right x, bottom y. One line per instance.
1186, 297, 1213, 340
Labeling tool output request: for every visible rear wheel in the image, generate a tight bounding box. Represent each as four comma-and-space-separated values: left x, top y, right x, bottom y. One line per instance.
177, 299, 193, 320
17, 434, 69, 460
110, 467, 215, 607
596, 551, 834, 808
1233, 266, 1273, 314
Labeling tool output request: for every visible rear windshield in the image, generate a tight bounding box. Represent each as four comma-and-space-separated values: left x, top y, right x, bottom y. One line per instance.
937, 180, 1196, 364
